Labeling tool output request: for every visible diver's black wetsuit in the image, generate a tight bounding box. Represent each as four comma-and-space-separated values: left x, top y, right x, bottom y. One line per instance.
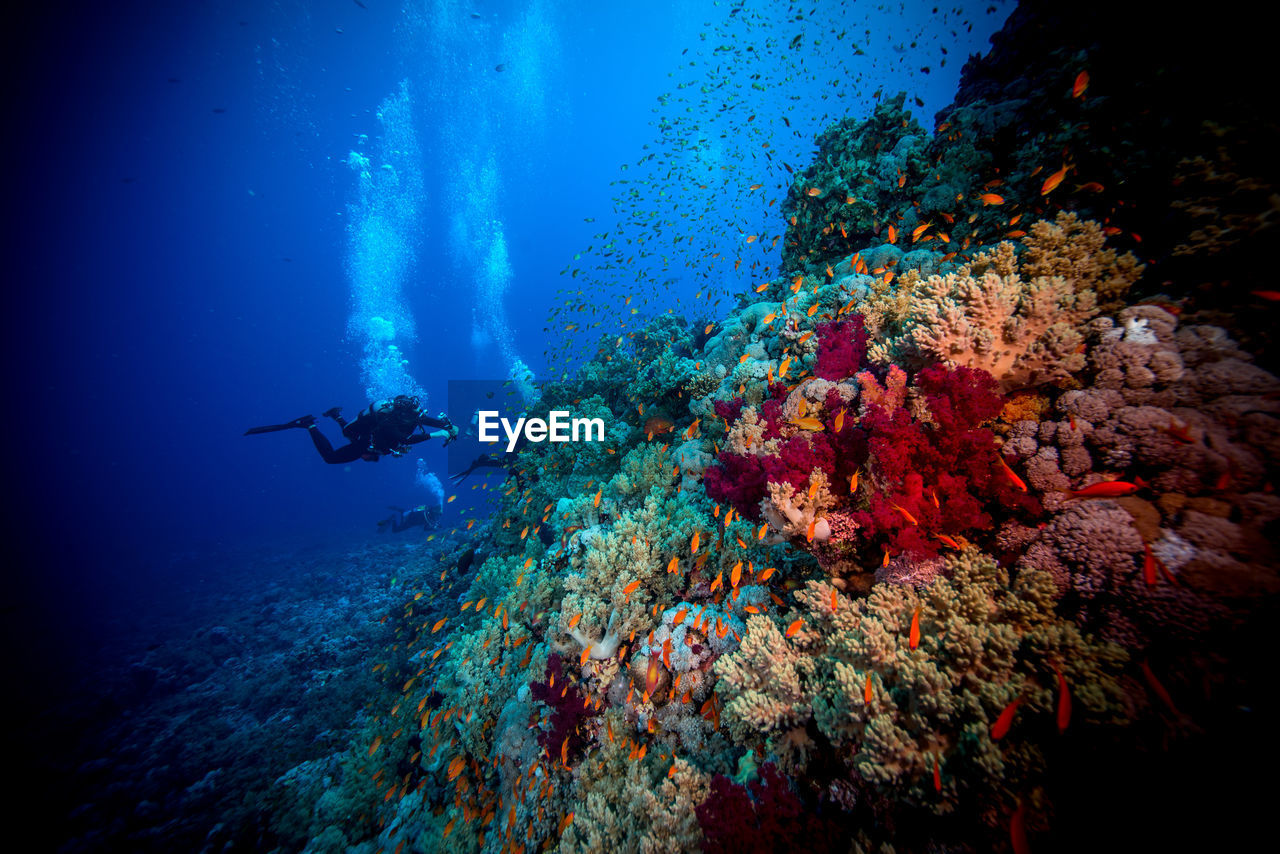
245, 395, 457, 464
378, 506, 438, 533
307, 401, 454, 464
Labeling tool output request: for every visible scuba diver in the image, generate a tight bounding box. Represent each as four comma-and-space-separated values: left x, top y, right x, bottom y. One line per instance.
245, 395, 458, 464
377, 504, 440, 534
449, 452, 510, 485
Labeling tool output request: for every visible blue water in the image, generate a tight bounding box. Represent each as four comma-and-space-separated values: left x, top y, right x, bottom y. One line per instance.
7, 0, 1006, 639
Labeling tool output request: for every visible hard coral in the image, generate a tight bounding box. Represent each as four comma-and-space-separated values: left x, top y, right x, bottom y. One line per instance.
895, 253, 1096, 390
716, 550, 1132, 846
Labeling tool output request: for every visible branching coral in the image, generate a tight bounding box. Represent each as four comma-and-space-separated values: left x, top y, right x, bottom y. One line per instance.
559, 743, 711, 854
863, 215, 1142, 391
1016, 212, 1145, 312
718, 550, 1131, 838
715, 615, 816, 743
873, 248, 1097, 390
814, 318, 869, 381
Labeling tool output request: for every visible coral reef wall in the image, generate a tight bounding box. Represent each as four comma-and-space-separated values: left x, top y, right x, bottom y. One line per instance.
278, 3, 1280, 852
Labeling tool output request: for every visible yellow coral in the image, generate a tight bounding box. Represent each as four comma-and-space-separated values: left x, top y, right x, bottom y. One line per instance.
1018, 211, 1144, 311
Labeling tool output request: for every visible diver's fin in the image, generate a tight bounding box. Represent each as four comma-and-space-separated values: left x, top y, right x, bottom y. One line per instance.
244, 415, 315, 435
244, 423, 295, 435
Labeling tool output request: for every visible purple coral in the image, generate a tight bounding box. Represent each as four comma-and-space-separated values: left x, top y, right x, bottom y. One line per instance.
528, 653, 590, 762
695, 763, 843, 854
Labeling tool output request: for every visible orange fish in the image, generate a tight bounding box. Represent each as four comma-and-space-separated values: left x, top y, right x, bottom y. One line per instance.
1251, 289, 1280, 301
568, 612, 583, 628
1140, 659, 1181, 715
1072, 69, 1089, 98
368, 735, 383, 756
1040, 165, 1069, 195
806, 187, 821, 197
934, 533, 961, 549
1053, 664, 1071, 733
644, 416, 674, 437
623, 578, 640, 597
887, 224, 897, 244
431, 617, 448, 633
909, 607, 921, 649
863, 672, 873, 704
891, 503, 918, 526
996, 455, 1028, 492
1075, 181, 1105, 193
933, 756, 942, 792
990, 696, 1022, 740
978, 193, 1004, 205
580, 645, 593, 665
691, 530, 700, 553
1068, 480, 1140, 499
1165, 420, 1194, 443
830, 588, 838, 612
730, 561, 743, 588
786, 619, 803, 638
833, 408, 845, 433
1142, 542, 1159, 586
1011, 799, 1030, 854
646, 655, 661, 695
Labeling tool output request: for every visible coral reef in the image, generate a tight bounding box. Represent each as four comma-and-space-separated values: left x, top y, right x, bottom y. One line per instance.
227, 8, 1280, 854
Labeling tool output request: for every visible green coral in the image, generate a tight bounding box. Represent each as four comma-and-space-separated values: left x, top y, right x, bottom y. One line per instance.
782, 93, 931, 273
558, 733, 710, 854
717, 550, 1132, 824
560, 483, 713, 657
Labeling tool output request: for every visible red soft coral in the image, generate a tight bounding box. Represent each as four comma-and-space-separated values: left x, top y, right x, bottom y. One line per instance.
854, 365, 1041, 557
814, 317, 868, 381
704, 452, 770, 519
